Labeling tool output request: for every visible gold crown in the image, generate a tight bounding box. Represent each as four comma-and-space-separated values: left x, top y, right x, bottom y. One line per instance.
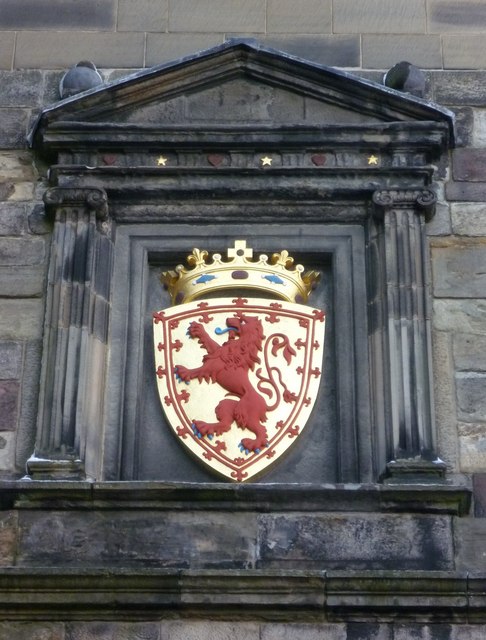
162, 240, 320, 305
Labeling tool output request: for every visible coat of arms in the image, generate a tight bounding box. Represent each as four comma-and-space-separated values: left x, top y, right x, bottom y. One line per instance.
153, 241, 325, 481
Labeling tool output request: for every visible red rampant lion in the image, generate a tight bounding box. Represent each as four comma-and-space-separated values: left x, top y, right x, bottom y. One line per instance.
174, 315, 269, 453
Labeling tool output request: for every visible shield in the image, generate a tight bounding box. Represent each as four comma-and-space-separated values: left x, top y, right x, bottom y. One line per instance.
153, 297, 325, 481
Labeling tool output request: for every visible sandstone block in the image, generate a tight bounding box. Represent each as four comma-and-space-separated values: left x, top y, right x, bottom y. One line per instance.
0, 70, 43, 107
15, 32, 144, 69
0, 0, 115, 30
66, 622, 160, 640
456, 373, 486, 422
454, 333, 486, 371
433, 300, 486, 335
146, 34, 223, 67
362, 35, 441, 69
168, 621, 260, 640
0, 32, 14, 70
451, 203, 486, 235
260, 35, 360, 67
333, 0, 426, 34
0, 299, 44, 339
267, 0, 332, 34
428, 0, 486, 33
118, 0, 167, 32
432, 241, 486, 298
0, 204, 25, 236
169, 0, 265, 33
0, 109, 28, 149
432, 71, 486, 106
0, 265, 46, 297
0, 237, 46, 266
0, 623, 64, 640
444, 35, 486, 71
261, 623, 346, 640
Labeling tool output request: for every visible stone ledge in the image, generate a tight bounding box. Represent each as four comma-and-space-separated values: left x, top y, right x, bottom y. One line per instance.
0, 568, 480, 622
0, 481, 471, 515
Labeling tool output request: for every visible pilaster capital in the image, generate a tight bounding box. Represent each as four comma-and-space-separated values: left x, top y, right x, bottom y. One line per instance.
43, 187, 108, 219
372, 188, 436, 220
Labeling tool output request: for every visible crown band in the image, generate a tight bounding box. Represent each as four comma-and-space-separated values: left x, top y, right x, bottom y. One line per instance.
162, 240, 320, 305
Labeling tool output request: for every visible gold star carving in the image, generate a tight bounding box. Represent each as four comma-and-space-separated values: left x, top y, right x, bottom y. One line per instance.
367, 154, 379, 166
157, 156, 168, 166
260, 156, 273, 166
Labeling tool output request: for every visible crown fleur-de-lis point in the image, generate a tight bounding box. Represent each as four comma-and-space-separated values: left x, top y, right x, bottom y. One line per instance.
271, 250, 295, 269
187, 248, 209, 268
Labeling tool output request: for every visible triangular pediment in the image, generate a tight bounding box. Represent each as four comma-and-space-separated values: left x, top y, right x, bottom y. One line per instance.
30, 39, 454, 149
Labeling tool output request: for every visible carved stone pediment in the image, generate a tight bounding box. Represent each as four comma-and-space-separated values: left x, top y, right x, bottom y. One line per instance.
29, 38, 454, 154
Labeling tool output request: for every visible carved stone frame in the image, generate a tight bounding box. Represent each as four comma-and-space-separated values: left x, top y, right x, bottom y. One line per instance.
27, 40, 454, 484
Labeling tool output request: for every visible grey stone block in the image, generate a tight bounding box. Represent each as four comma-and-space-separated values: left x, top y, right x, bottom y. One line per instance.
15, 339, 41, 469
0, 71, 43, 108
0, 237, 46, 266
0, 623, 64, 640
447, 182, 486, 203
0, 341, 22, 379
0, 204, 25, 236
258, 513, 453, 570
261, 623, 346, 640
167, 621, 260, 640
0, 109, 28, 149
260, 35, 360, 67
346, 623, 391, 640
432, 71, 486, 106
455, 518, 486, 572
454, 106, 474, 147
433, 299, 486, 335
432, 331, 459, 472
118, 0, 167, 32
429, 0, 486, 33
333, 0, 426, 34
456, 372, 486, 422
15, 32, 145, 69
362, 35, 441, 69
267, 0, 332, 34
452, 149, 486, 181
0, 380, 19, 430
432, 242, 486, 298
146, 34, 223, 67
452, 203, 486, 235
0, 265, 46, 297
169, 0, 265, 33
0, 32, 14, 70
454, 333, 486, 372
0, 0, 116, 30
65, 622, 160, 640
0, 299, 44, 339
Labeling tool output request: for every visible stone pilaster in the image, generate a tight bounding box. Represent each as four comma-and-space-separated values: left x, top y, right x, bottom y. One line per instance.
28, 188, 112, 480
369, 188, 446, 482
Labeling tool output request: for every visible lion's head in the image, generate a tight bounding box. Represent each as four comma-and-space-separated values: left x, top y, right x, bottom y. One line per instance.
225, 315, 264, 370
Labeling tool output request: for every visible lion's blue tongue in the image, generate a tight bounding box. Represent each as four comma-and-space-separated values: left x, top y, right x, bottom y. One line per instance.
214, 326, 238, 335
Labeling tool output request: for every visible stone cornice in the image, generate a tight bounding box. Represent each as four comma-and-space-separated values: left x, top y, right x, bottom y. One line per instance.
0, 567, 481, 622
0, 481, 471, 515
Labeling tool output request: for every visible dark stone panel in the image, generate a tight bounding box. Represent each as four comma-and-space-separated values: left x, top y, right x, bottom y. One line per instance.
0, 0, 116, 30
0, 109, 29, 149
452, 149, 486, 181
456, 373, 486, 422
0, 71, 43, 108
446, 181, 486, 202
347, 623, 392, 640
473, 474, 486, 517
0, 380, 19, 431
257, 513, 453, 570
17, 510, 258, 568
